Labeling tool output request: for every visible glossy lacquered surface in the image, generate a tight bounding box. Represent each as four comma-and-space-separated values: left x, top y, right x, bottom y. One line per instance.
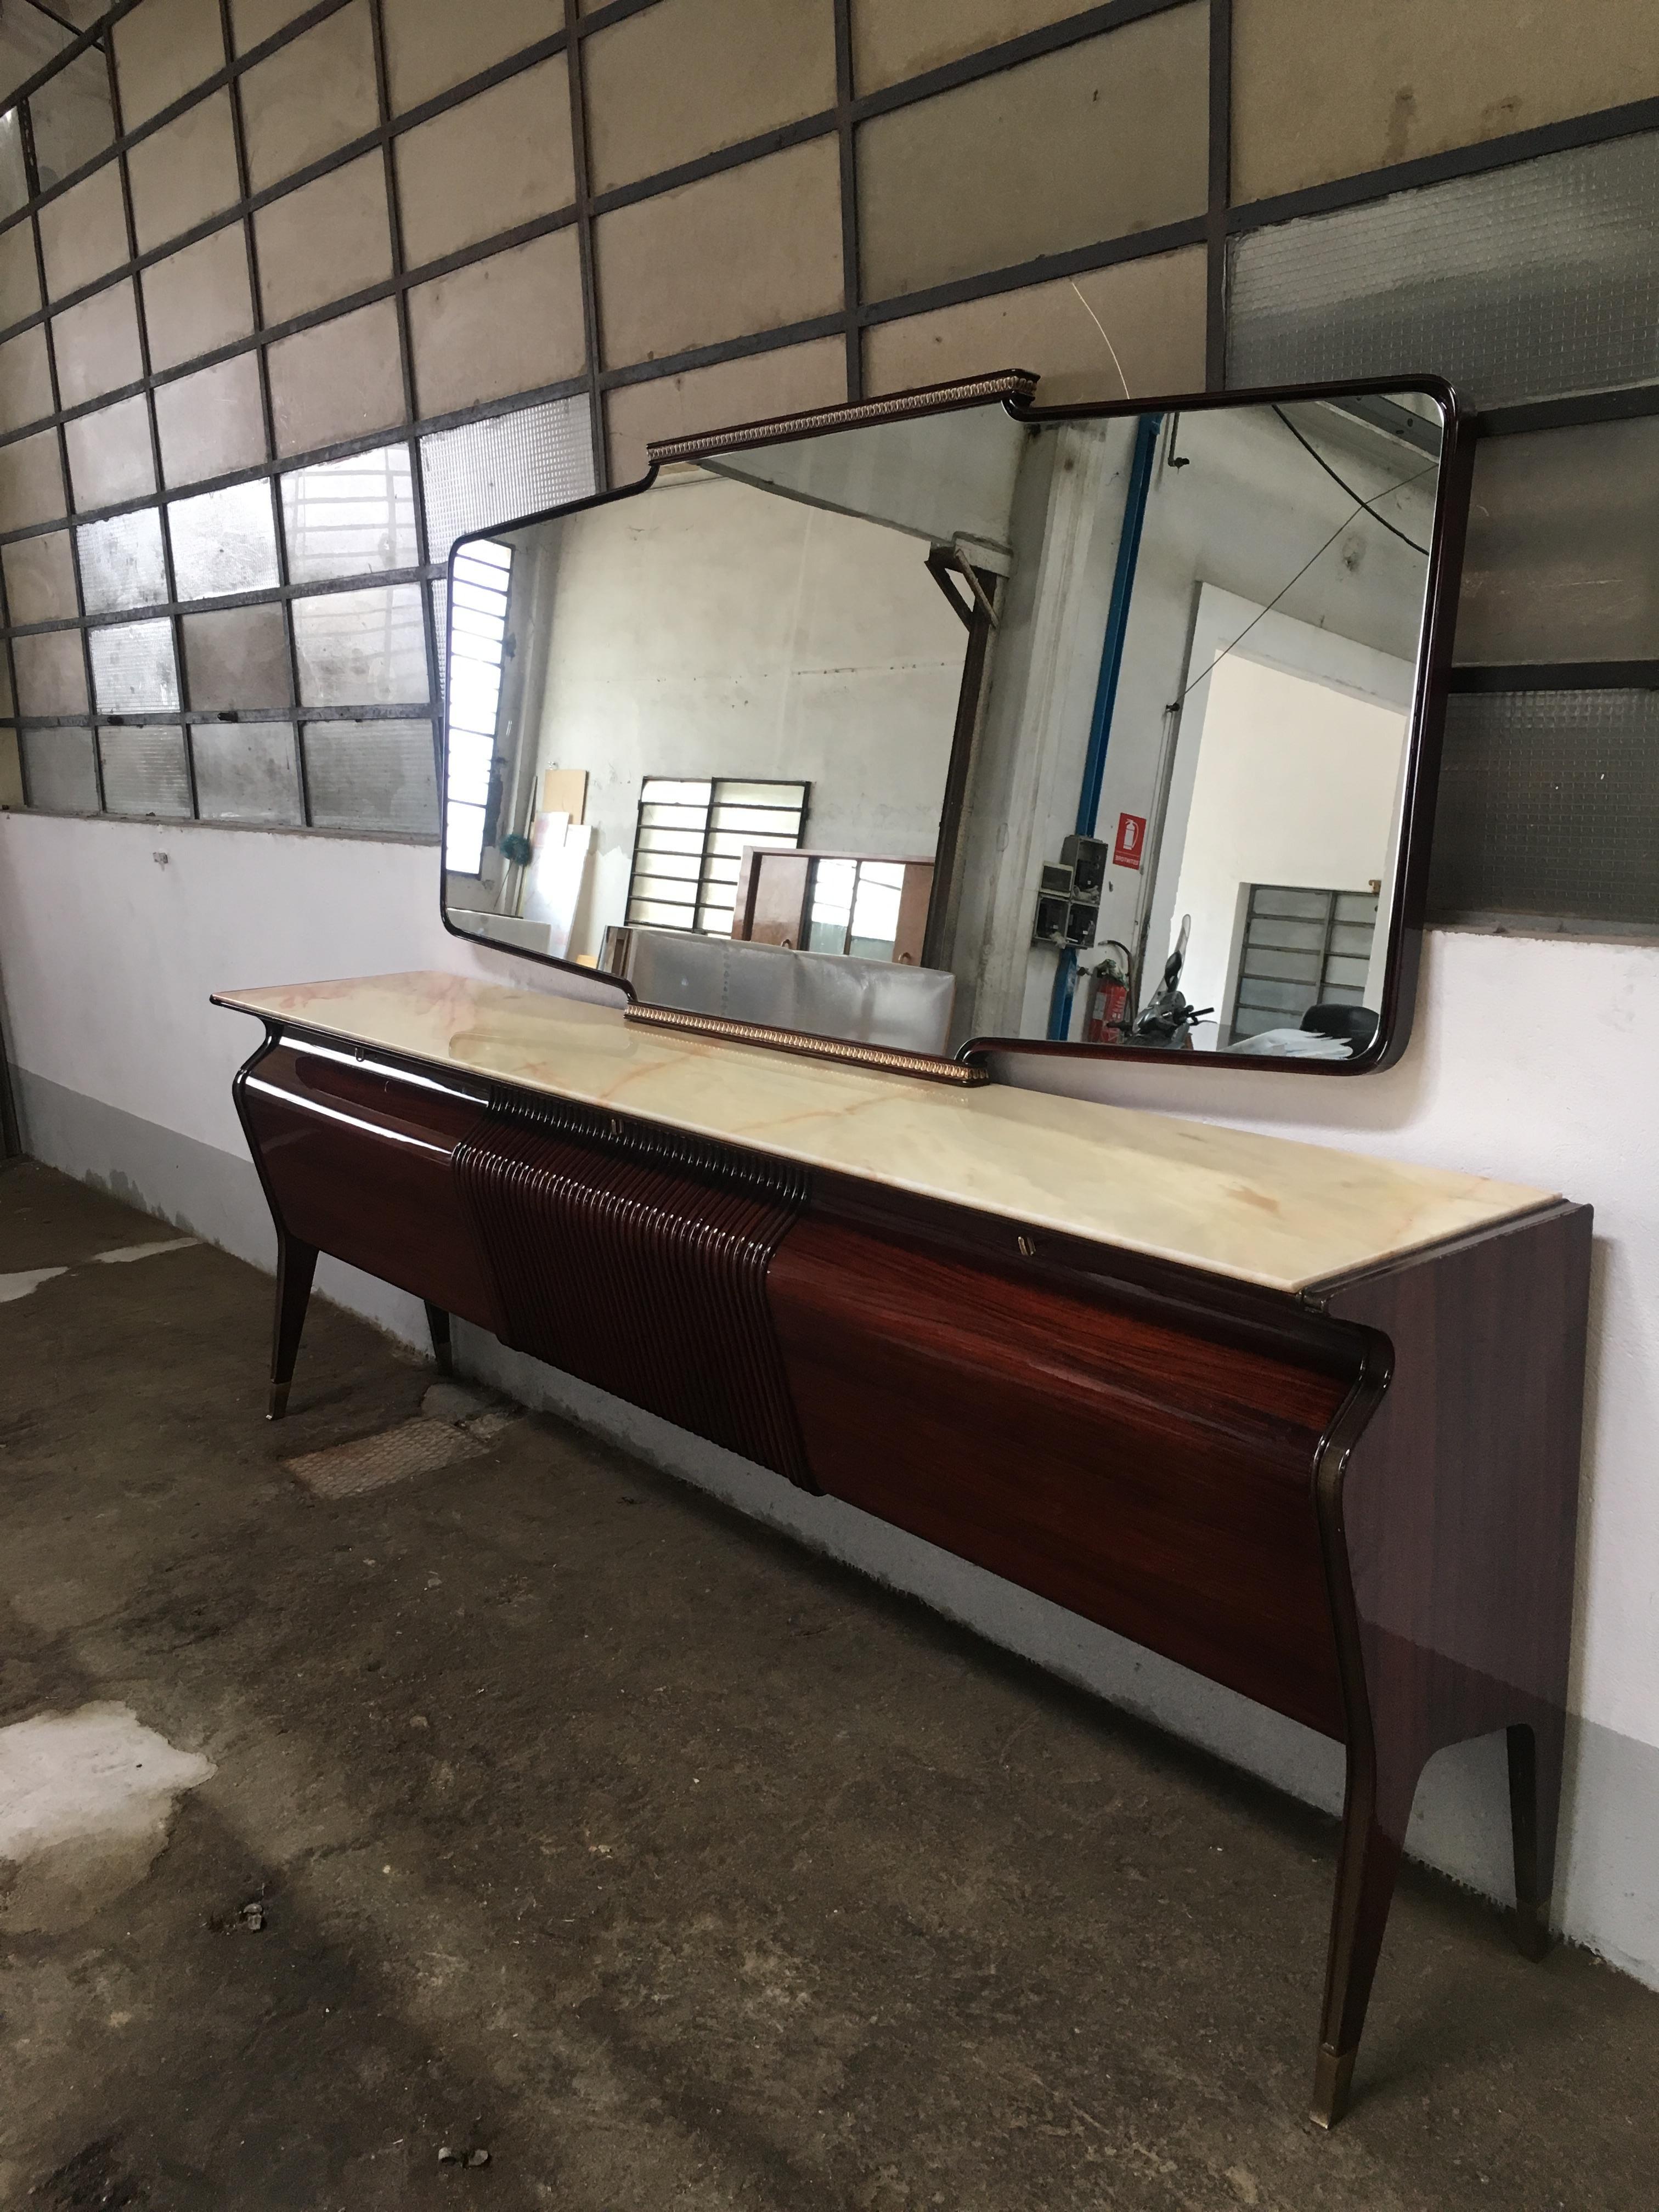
223, 1001, 1590, 2130
771, 1215, 1353, 1736
237, 1043, 501, 1333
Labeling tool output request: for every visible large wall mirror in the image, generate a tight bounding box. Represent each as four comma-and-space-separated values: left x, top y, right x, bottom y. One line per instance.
441, 371, 1469, 1076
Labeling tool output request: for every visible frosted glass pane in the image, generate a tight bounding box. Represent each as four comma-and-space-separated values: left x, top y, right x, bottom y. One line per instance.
194, 720, 302, 823
302, 717, 438, 833
21, 725, 97, 811
99, 724, 191, 817
292, 583, 428, 705
1429, 690, 1659, 927
170, 481, 281, 602
78, 508, 168, 614
29, 47, 114, 190
1455, 418, 1659, 667
1229, 133, 1659, 409
281, 443, 418, 583
183, 602, 292, 709
420, 397, 594, 559
0, 108, 27, 221
89, 618, 179, 712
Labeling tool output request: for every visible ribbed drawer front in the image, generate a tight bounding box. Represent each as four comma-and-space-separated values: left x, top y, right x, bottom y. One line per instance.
456, 1095, 814, 1488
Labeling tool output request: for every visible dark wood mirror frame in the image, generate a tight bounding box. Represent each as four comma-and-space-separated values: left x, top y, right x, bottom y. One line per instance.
439, 370, 1474, 1082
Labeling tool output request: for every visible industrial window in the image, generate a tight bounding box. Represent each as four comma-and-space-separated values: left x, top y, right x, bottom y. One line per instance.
805, 858, 907, 960
443, 539, 514, 878
1229, 885, 1377, 1043
626, 777, 809, 937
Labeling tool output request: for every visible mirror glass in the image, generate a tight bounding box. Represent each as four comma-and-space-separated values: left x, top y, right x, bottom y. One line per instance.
442, 383, 1449, 1066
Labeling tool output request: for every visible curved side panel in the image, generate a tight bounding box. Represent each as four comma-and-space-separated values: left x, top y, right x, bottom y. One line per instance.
238, 1040, 503, 1332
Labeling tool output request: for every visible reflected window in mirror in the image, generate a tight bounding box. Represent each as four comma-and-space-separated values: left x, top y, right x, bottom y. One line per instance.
625, 776, 809, 938
444, 536, 512, 878
439, 376, 1466, 1071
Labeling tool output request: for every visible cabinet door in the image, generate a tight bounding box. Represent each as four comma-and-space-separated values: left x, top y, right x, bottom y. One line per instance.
769, 1218, 1355, 1736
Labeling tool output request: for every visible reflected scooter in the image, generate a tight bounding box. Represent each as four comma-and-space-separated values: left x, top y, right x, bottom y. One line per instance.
1132, 916, 1214, 1049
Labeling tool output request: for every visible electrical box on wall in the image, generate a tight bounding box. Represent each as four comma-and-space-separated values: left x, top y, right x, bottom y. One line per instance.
1034, 837, 1108, 948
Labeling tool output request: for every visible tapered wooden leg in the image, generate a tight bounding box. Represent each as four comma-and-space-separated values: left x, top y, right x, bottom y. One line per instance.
1508, 1711, 1566, 1963
268, 1232, 317, 1421
1312, 1740, 1424, 2129
425, 1301, 453, 1375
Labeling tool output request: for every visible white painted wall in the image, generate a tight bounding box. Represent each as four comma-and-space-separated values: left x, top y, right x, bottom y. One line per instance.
0, 810, 619, 1335
2, 805, 1655, 1990
1160, 595, 1410, 1032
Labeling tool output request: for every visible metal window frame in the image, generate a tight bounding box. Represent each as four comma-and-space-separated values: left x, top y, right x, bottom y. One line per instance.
2, 0, 1652, 845
1227, 883, 1379, 1046
623, 775, 810, 939
441, 533, 513, 879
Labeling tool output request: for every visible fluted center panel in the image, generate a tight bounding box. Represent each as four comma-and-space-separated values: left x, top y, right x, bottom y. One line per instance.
455, 1092, 814, 1489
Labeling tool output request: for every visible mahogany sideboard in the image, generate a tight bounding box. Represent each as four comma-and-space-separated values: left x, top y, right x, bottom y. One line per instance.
215, 971, 1590, 2128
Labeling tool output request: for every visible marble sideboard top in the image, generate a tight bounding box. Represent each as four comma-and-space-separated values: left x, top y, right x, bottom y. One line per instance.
213, 970, 1557, 1295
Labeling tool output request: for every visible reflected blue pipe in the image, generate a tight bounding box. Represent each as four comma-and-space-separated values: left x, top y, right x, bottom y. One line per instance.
1048, 410, 1163, 1043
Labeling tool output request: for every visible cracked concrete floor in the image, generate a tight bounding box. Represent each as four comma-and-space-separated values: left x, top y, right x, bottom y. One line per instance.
1, 1158, 1655, 2211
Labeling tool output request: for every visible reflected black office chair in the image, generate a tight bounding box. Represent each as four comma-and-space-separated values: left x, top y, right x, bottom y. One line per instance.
1302, 1003, 1379, 1049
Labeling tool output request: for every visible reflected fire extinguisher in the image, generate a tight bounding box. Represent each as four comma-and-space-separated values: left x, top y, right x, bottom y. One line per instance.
1084, 942, 1134, 1045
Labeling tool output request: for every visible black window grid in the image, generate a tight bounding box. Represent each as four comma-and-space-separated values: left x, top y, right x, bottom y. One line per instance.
0, 0, 1644, 902
625, 777, 809, 938
1229, 885, 1379, 1044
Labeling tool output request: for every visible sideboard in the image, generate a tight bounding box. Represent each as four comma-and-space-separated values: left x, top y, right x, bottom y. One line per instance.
215, 970, 1589, 2128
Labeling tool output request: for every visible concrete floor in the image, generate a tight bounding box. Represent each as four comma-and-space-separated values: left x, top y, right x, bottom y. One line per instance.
1, 1160, 1655, 2211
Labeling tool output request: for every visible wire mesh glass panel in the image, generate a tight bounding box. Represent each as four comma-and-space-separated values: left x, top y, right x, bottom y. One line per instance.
420, 396, 594, 560
281, 442, 419, 583
99, 724, 191, 817
193, 720, 303, 823
291, 583, 428, 705
430, 579, 447, 696
170, 480, 280, 601
1457, 417, 1659, 667
444, 536, 510, 876
302, 718, 438, 833
89, 617, 179, 712
1428, 690, 1659, 928
78, 506, 168, 613
1228, 133, 1659, 409
20, 725, 97, 811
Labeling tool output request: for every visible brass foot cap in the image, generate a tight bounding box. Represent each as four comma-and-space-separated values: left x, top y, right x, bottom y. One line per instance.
1311, 2045, 1356, 2130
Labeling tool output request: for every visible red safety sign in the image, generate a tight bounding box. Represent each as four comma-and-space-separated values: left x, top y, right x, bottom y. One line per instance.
1113, 812, 1146, 870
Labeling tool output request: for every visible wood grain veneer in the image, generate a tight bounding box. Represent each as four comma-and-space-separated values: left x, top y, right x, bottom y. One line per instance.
454, 1091, 812, 1487
768, 1215, 1355, 1736
223, 1002, 1590, 2130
